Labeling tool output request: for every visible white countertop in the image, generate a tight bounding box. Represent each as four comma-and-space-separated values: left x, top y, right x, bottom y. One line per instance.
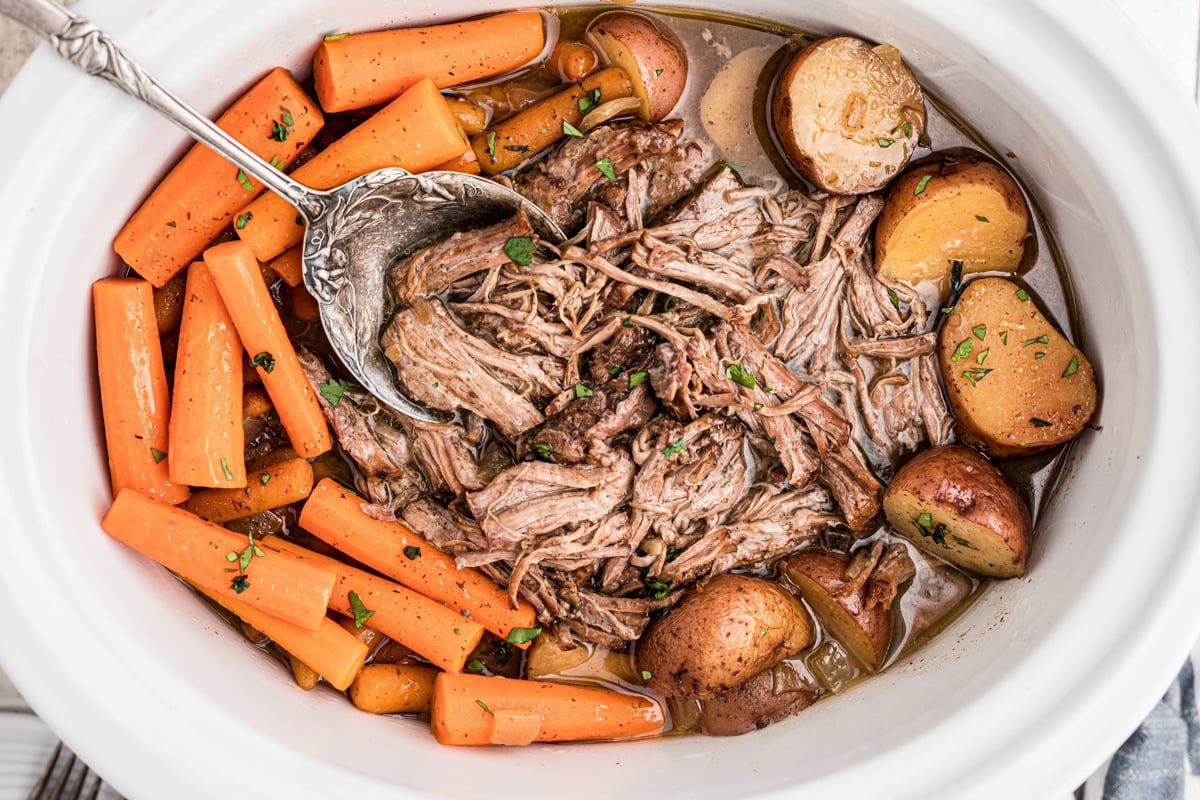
0, 1, 1197, 798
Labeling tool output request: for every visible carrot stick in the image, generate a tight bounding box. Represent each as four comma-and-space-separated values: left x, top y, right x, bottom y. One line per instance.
167, 262, 246, 489
349, 663, 438, 714
289, 283, 321, 322
265, 246, 304, 287
192, 583, 366, 692
264, 534, 484, 672
93, 278, 190, 505
313, 12, 546, 113
101, 488, 336, 630
242, 386, 274, 419
183, 457, 313, 523
235, 78, 468, 262
288, 654, 321, 691
114, 67, 323, 287
431, 673, 665, 745
471, 67, 636, 174
298, 478, 538, 644
203, 240, 331, 458
446, 97, 488, 137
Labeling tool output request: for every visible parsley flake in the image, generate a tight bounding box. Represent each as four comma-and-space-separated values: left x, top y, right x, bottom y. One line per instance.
887, 287, 900, 309
724, 363, 756, 389
250, 351, 276, 373
528, 440, 553, 461
465, 660, 485, 673
271, 120, 290, 142
1031, 417, 1052, 427
628, 371, 649, 389
914, 174, 933, 195
645, 576, 671, 600
890, 121, 913, 137
662, 438, 685, 458
150, 447, 167, 464
236, 169, 253, 192
260, 472, 271, 486
719, 161, 744, 172
269, 154, 285, 170
231, 575, 250, 593
976, 348, 990, 365
655, 68, 664, 76
235, 211, 252, 230
877, 138, 895, 148
641, 669, 653, 681
975, 214, 989, 222
280, 107, 294, 126
951, 338, 974, 362
505, 627, 542, 644
166, 220, 177, 228
595, 156, 617, 181
574, 382, 593, 399
1062, 355, 1079, 377
220, 457, 233, 482
403, 546, 421, 560
323, 32, 349, 41
476, 699, 494, 716
961, 367, 993, 386
485, 131, 497, 162
348, 591, 375, 628
318, 377, 351, 406
1023, 335, 1048, 347
1016, 288, 1030, 302
577, 87, 601, 114
562, 119, 585, 138
503, 236, 536, 266
972, 324, 987, 340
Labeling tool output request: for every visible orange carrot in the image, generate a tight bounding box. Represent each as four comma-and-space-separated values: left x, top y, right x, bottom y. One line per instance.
193, 583, 366, 692
101, 488, 336, 630
242, 385, 274, 419
431, 673, 665, 745
471, 67, 636, 174
204, 240, 331, 458
313, 12, 546, 113
550, 41, 598, 83
114, 67, 323, 287
264, 534, 484, 672
446, 97, 488, 137
289, 283, 321, 323
349, 663, 438, 714
183, 457, 314, 523
167, 262, 246, 489
298, 478, 538, 644
235, 78, 468, 262
93, 278, 190, 505
288, 654, 321, 691
265, 246, 304, 287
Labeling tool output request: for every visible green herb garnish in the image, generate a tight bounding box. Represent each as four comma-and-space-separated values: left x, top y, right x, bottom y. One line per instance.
503, 236, 536, 266
166, 220, 177, 228
323, 32, 349, 41
249, 351, 276, 373
976, 348, 990, 365
887, 287, 900, 309
271, 120, 290, 142
485, 130, 497, 162
641, 669, 653, 680
914, 174, 933, 195
890, 121, 913, 137
972, 324, 987, 340
1031, 417, 1052, 427
348, 591, 375, 628
961, 367, 993, 386
1023, 335, 1048, 347
724, 363, 756, 389
465, 660, 485, 673
236, 169, 253, 192
950, 338, 973, 362
1062, 355, 1079, 377
574, 382, 593, 399
231, 575, 250, 593
528, 440, 553, 461
1016, 288, 1030, 302
220, 457, 233, 482
645, 576, 671, 600
720, 162, 744, 172
476, 700, 494, 716
628, 371, 649, 389
235, 211, 252, 230
260, 472, 271, 486
562, 119, 585, 138
505, 627, 542, 644
877, 138, 895, 148
403, 545, 421, 560
577, 87, 601, 114
150, 447, 167, 464
318, 377, 351, 406
595, 157, 617, 181
662, 438, 685, 458
975, 214, 989, 222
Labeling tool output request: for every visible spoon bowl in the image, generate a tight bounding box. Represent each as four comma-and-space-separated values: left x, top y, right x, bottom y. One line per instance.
0, 0, 566, 423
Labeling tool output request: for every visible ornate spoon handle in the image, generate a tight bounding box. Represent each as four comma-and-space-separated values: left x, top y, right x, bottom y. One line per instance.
0, 0, 325, 217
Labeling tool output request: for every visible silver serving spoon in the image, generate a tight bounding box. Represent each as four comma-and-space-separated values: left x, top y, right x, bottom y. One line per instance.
1, 0, 564, 423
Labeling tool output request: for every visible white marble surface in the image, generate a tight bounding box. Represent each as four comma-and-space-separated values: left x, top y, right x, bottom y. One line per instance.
0, 0, 1197, 797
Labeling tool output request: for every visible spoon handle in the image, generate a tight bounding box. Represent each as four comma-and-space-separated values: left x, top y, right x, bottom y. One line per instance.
0, 0, 327, 218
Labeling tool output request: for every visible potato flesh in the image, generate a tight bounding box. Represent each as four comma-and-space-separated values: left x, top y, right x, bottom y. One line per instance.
787, 567, 889, 671
588, 13, 687, 122
876, 172, 1028, 292
884, 489, 1025, 578
939, 277, 1097, 457
773, 37, 924, 194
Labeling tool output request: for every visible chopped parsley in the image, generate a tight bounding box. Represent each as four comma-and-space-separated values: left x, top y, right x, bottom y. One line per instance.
465, 660, 485, 673
953, 535, 979, 550
914, 513, 951, 547
644, 576, 671, 600
950, 338, 973, 362
235, 211, 252, 230
914, 174, 933, 195
574, 382, 593, 399
231, 575, 251, 593
271, 119, 290, 142
323, 32, 349, 41
220, 457, 233, 482
719, 161, 744, 172
1023, 335, 1048, 347
485, 130, 497, 162
1030, 417, 1052, 427
318, 377, 352, 406
149, 447, 167, 464
166, 220, 177, 228
975, 214, 989, 222
1035, 352, 1046, 359
503, 235, 536, 266
628, 371, 649, 389
577, 87, 601, 114
476, 700, 494, 716
999, 331, 1009, 345
249, 351, 276, 373
887, 287, 900, 309
609, 365, 624, 377
655, 68, 664, 76
662, 438, 685, 458
505, 627, 542, 644
269, 154, 285, 170
877, 138, 895, 148
348, 591, 375, 628
226, 532, 266, 573
280, 108, 294, 127
562, 119, 585, 138
403, 545, 421, 560
724, 363, 756, 389
961, 367, 993, 386
595, 156, 617, 181
1062, 355, 1079, 377
972, 324, 987, 340
528, 440, 553, 461
975, 348, 990, 365
236, 169, 253, 192
260, 472, 271, 486
890, 121, 913, 137
641, 669, 653, 681
504, 144, 530, 154
1016, 288, 1030, 302
942, 260, 965, 314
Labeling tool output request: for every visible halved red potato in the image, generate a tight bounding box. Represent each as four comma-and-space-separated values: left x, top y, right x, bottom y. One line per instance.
586, 11, 688, 122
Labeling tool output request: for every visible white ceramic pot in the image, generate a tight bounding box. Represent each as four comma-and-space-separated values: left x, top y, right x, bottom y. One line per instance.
2, 0, 1199, 797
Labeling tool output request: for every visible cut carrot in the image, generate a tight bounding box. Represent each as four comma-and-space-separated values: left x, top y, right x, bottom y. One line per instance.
431, 672, 665, 745
288, 654, 321, 691
167, 262, 246, 489
349, 663, 438, 714
114, 67, 323, 287
289, 283, 321, 323
204, 240, 331, 458
93, 278, 190, 505
265, 246, 304, 287
193, 583, 366, 692
101, 488, 336, 630
242, 385, 274, 419
446, 97, 488, 137
264, 534, 484, 672
550, 40, 598, 83
431, 148, 480, 175
183, 456, 313, 523
298, 478, 537, 644
471, 67, 636, 174
313, 12, 546, 113
235, 78, 468, 262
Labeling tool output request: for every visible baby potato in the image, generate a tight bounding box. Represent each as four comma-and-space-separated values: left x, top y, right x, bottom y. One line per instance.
697, 665, 814, 736
771, 36, 925, 194
939, 277, 1098, 457
587, 11, 687, 122
883, 444, 1033, 578
875, 157, 1029, 294
636, 574, 813, 701
779, 548, 894, 671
